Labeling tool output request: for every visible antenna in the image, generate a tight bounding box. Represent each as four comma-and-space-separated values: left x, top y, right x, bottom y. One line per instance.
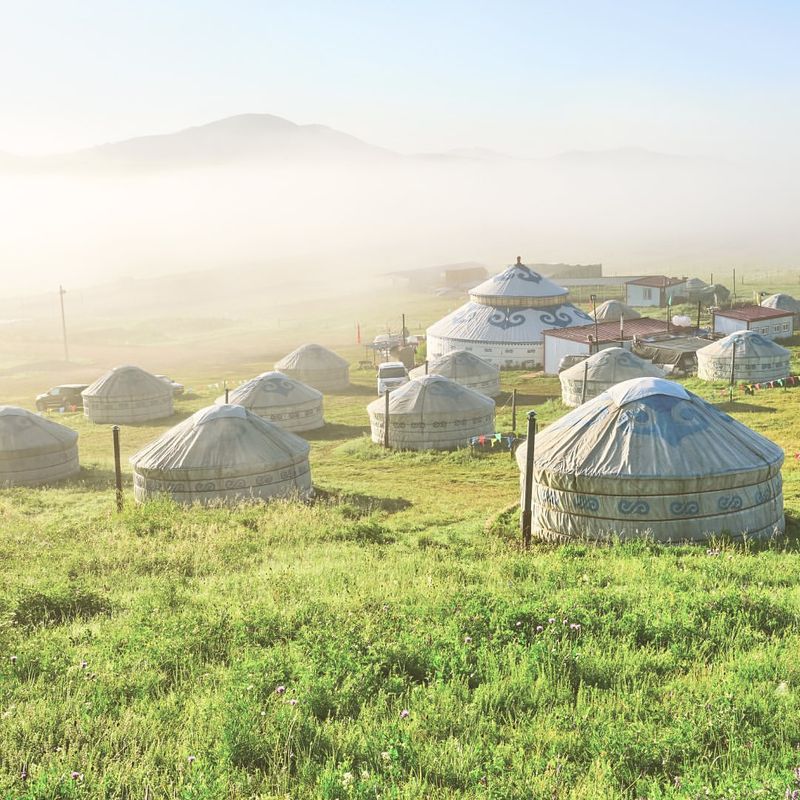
59, 285, 69, 362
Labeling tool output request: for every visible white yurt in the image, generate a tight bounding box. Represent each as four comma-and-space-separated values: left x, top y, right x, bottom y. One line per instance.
559, 347, 666, 407
219, 371, 324, 432
367, 374, 495, 451
0, 406, 80, 486
516, 378, 784, 542
592, 299, 642, 322
409, 350, 501, 397
83, 366, 173, 424
426, 258, 593, 369
274, 344, 350, 392
130, 405, 312, 506
697, 331, 791, 383
761, 293, 800, 325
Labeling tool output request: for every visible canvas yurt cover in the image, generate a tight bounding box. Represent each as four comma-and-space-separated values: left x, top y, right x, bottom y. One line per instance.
83, 366, 173, 424
409, 350, 501, 396
0, 406, 80, 486
274, 344, 349, 392
559, 347, 665, 407
219, 371, 324, 432
130, 405, 312, 505
592, 300, 641, 322
367, 374, 495, 450
696, 331, 791, 382
761, 293, 800, 324
516, 378, 784, 542
426, 258, 593, 369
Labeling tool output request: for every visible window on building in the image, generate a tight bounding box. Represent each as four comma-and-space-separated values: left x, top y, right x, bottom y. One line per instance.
643, 288, 652, 300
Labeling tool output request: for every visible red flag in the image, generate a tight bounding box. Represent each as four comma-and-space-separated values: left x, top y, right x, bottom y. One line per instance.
356, 323, 361, 344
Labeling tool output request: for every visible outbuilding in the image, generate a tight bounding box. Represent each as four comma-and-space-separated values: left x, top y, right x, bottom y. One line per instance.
712, 306, 793, 340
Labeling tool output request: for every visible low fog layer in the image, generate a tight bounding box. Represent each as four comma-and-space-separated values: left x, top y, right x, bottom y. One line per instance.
1, 115, 797, 302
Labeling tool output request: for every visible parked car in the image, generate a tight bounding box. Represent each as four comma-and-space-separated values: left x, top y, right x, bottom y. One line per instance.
35, 384, 88, 412
156, 375, 185, 396
376, 361, 410, 395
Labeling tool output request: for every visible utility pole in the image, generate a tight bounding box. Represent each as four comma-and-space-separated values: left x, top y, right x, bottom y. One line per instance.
59, 285, 69, 362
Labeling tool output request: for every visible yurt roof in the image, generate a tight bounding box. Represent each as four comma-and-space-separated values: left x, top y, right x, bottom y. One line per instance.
409, 350, 498, 381
517, 377, 783, 484
275, 344, 349, 370
130, 405, 310, 472
469, 260, 569, 304
685, 277, 709, 291
83, 365, 172, 399
560, 347, 665, 382
0, 406, 78, 449
593, 299, 642, 322
224, 372, 322, 408
698, 330, 790, 359
426, 301, 592, 343
761, 293, 800, 313
367, 375, 494, 416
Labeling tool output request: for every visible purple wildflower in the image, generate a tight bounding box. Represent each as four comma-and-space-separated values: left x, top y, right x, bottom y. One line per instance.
187, 755, 196, 765
289, 698, 299, 706
275, 685, 286, 695
536, 625, 544, 633
400, 709, 410, 719
464, 635, 472, 644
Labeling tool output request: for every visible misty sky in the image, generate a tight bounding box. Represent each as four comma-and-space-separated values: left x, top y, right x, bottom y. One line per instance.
2, 0, 799, 159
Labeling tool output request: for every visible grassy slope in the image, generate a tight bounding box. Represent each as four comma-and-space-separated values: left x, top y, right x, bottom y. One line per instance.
2, 286, 800, 798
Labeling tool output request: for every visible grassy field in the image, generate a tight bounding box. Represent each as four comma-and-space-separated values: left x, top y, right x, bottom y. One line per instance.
2, 284, 800, 798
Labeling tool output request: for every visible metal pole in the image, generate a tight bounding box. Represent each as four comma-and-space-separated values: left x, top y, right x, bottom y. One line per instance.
590, 294, 599, 353
696, 300, 702, 331
424, 360, 428, 375
520, 410, 537, 550
581, 358, 588, 404
383, 389, 390, 448
225, 387, 230, 404
112, 426, 123, 512
59, 285, 69, 362
729, 338, 737, 403
401, 314, 406, 347
732, 268, 736, 301
511, 388, 517, 432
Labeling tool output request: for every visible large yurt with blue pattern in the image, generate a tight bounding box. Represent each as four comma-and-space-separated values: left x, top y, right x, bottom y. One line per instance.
425, 258, 593, 369
516, 377, 784, 542
696, 331, 791, 383
367, 375, 495, 451
559, 347, 665, 406
130, 405, 312, 506
218, 371, 324, 432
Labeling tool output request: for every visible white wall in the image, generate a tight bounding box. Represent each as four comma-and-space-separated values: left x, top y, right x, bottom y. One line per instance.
626, 284, 660, 307
713, 314, 793, 339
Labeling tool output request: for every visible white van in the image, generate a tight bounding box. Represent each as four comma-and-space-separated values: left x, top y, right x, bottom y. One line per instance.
376, 361, 410, 395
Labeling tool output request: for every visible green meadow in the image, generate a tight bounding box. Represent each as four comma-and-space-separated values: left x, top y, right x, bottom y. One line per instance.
2, 283, 800, 798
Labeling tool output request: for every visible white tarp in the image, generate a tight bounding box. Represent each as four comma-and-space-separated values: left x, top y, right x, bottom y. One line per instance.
367, 375, 495, 450
218, 371, 324, 432
559, 347, 665, 406
593, 299, 641, 322
0, 406, 80, 486
516, 377, 784, 542
130, 404, 312, 506
83, 365, 173, 424
274, 344, 350, 392
697, 331, 791, 382
409, 350, 501, 396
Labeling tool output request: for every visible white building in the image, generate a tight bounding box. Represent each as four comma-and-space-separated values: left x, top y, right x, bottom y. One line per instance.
625, 276, 688, 308
712, 306, 793, 340
425, 258, 593, 369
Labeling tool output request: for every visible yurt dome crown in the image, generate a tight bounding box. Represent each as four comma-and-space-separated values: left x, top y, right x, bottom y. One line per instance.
227, 371, 323, 406
384, 374, 494, 413
276, 344, 348, 369
84, 365, 171, 397
469, 257, 569, 308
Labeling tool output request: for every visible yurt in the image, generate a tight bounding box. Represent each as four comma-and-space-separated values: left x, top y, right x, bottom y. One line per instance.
762, 293, 800, 325
559, 347, 666, 407
83, 366, 173, 424
516, 377, 784, 542
697, 331, 791, 383
592, 300, 641, 322
0, 406, 80, 486
218, 371, 324, 432
274, 344, 350, 392
130, 405, 312, 506
367, 375, 495, 451
409, 350, 501, 397
426, 258, 593, 369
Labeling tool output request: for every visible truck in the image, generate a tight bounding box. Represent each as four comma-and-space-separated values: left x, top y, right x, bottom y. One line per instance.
376, 362, 410, 395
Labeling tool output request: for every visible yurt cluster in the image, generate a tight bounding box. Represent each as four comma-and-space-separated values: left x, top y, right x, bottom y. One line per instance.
2, 260, 796, 544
